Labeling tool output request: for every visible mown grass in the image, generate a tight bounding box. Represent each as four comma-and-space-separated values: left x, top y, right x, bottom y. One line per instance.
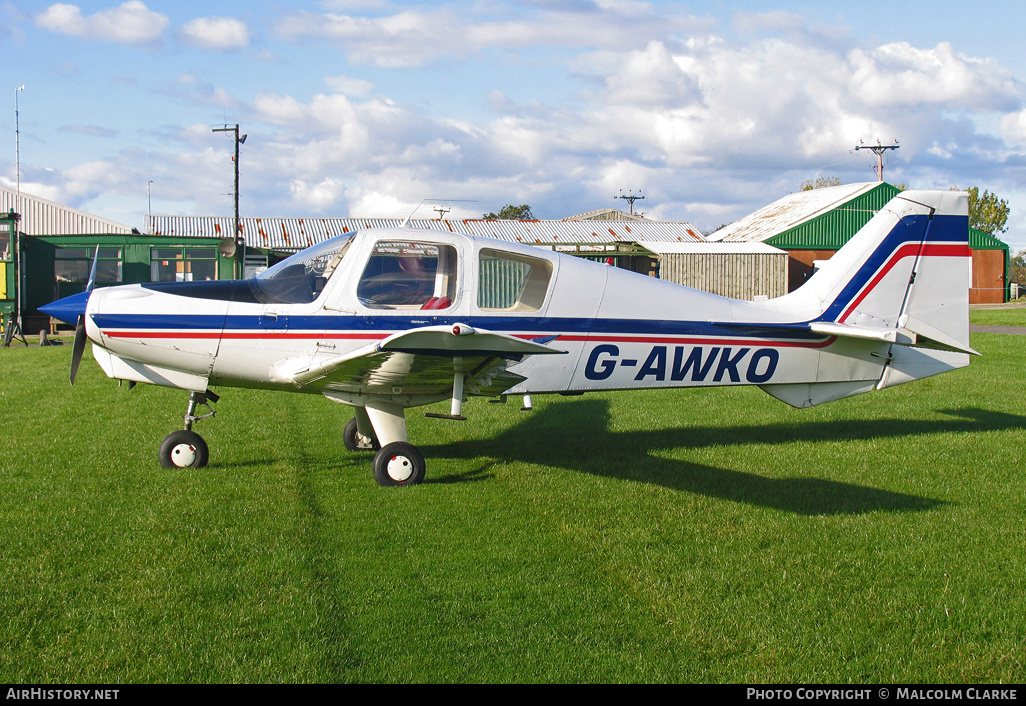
1, 335, 1024, 683
970, 306, 1026, 326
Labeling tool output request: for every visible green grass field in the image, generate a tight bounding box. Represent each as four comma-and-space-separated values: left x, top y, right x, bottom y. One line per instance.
970, 306, 1026, 327
1, 335, 1024, 683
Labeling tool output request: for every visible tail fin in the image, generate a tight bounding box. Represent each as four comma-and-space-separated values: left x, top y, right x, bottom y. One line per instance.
761, 190, 975, 407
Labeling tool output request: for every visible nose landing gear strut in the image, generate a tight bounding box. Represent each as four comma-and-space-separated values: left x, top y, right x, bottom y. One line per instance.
159, 390, 219, 469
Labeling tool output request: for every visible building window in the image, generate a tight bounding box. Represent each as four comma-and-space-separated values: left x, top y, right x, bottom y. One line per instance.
0, 223, 10, 261
55, 247, 123, 285
151, 247, 218, 282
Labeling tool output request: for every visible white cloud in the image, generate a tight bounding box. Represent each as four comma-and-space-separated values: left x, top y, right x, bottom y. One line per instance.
171, 74, 247, 111
178, 17, 250, 50
289, 177, 347, 210
325, 74, 374, 96
849, 42, 1021, 111
220, 21, 1026, 224
1001, 110, 1026, 146
275, 3, 706, 67
35, 1, 169, 45
17, 5, 1026, 237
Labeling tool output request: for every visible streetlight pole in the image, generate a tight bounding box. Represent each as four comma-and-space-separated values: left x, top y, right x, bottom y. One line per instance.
212, 124, 247, 278
14, 85, 25, 333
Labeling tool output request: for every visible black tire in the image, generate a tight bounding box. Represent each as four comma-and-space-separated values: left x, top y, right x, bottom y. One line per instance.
372, 442, 426, 487
343, 417, 380, 452
159, 430, 209, 469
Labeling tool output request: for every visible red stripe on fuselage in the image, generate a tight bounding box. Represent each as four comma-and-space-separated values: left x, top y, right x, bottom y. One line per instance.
840, 243, 969, 323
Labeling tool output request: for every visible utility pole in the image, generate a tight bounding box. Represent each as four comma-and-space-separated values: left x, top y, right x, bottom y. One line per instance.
212, 124, 247, 278
614, 189, 645, 215
855, 140, 899, 182
13, 85, 25, 335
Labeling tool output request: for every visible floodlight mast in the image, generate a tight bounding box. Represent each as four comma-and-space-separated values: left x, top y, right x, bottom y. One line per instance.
212, 124, 247, 278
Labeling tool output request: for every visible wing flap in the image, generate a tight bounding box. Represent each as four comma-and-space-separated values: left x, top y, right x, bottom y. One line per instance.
379, 324, 565, 357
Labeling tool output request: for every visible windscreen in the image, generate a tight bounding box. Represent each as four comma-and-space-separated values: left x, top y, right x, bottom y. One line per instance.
254, 233, 354, 304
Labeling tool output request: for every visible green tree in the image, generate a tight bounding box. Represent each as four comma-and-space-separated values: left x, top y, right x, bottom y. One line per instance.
483, 204, 534, 220
958, 186, 1010, 235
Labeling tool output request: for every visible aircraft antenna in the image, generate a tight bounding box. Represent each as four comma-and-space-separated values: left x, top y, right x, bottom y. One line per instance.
400, 199, 476, 228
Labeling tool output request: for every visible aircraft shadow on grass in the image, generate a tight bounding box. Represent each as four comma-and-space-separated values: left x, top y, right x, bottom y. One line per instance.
420, 401, 1024, 516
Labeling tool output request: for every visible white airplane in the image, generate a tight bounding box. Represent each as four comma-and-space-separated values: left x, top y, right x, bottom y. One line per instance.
42, 190, 977, 486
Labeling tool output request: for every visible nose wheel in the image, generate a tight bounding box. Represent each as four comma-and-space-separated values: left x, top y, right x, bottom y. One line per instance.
160, 390, 217, 469
159, 430, 209, 468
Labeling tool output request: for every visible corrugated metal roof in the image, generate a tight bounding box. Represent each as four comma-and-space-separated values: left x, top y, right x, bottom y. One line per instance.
147, 216, 706, 251
638, 240, 785, 255
708, 182, 888, 243
1, 185, 134, 235
563, 208, 650, 221
969, 227, 1009, 250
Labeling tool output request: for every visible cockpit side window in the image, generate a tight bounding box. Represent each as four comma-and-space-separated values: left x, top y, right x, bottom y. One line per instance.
357, 241, 458, 310
478, 248, 553, 312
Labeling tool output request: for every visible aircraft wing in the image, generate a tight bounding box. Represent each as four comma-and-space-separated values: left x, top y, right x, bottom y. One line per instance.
271, 324, 565, 396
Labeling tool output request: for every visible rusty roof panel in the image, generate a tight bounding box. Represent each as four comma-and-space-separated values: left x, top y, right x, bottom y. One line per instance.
146, 216, 706, 250
708, 183, 883, 243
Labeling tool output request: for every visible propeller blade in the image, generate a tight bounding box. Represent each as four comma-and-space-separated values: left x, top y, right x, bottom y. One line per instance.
68, 247, 99, 384
70, 314, 87, 385
85, 245, 100, 293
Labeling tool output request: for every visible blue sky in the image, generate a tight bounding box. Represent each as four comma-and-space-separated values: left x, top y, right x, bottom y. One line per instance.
2, 0, 1026, 249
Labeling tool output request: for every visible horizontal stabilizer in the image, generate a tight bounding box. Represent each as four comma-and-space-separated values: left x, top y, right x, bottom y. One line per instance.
899, 315, 980, 356
809, 320, 979, 356
809, 321, 912, 345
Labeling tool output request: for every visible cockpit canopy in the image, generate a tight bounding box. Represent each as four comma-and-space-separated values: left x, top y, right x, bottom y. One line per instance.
142, 228, 556, 313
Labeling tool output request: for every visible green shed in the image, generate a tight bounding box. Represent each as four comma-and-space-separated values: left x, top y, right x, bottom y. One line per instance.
710, 182, 1010, 303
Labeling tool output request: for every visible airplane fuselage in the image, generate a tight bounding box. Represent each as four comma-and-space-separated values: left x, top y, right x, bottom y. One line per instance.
82, 227, 889, 402
45, 190, 973, 483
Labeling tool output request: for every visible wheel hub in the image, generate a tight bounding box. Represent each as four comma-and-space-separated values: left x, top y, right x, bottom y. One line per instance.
170, 443, 197, 467
386, 455, 414, 482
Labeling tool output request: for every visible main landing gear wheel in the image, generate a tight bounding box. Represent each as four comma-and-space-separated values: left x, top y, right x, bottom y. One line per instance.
159, 430, 209, 469
344, 417, 381, 452
372, 442, 426, 487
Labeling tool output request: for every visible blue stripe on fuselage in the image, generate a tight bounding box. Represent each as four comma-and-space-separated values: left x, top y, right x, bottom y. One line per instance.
93, 312, 828, 342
